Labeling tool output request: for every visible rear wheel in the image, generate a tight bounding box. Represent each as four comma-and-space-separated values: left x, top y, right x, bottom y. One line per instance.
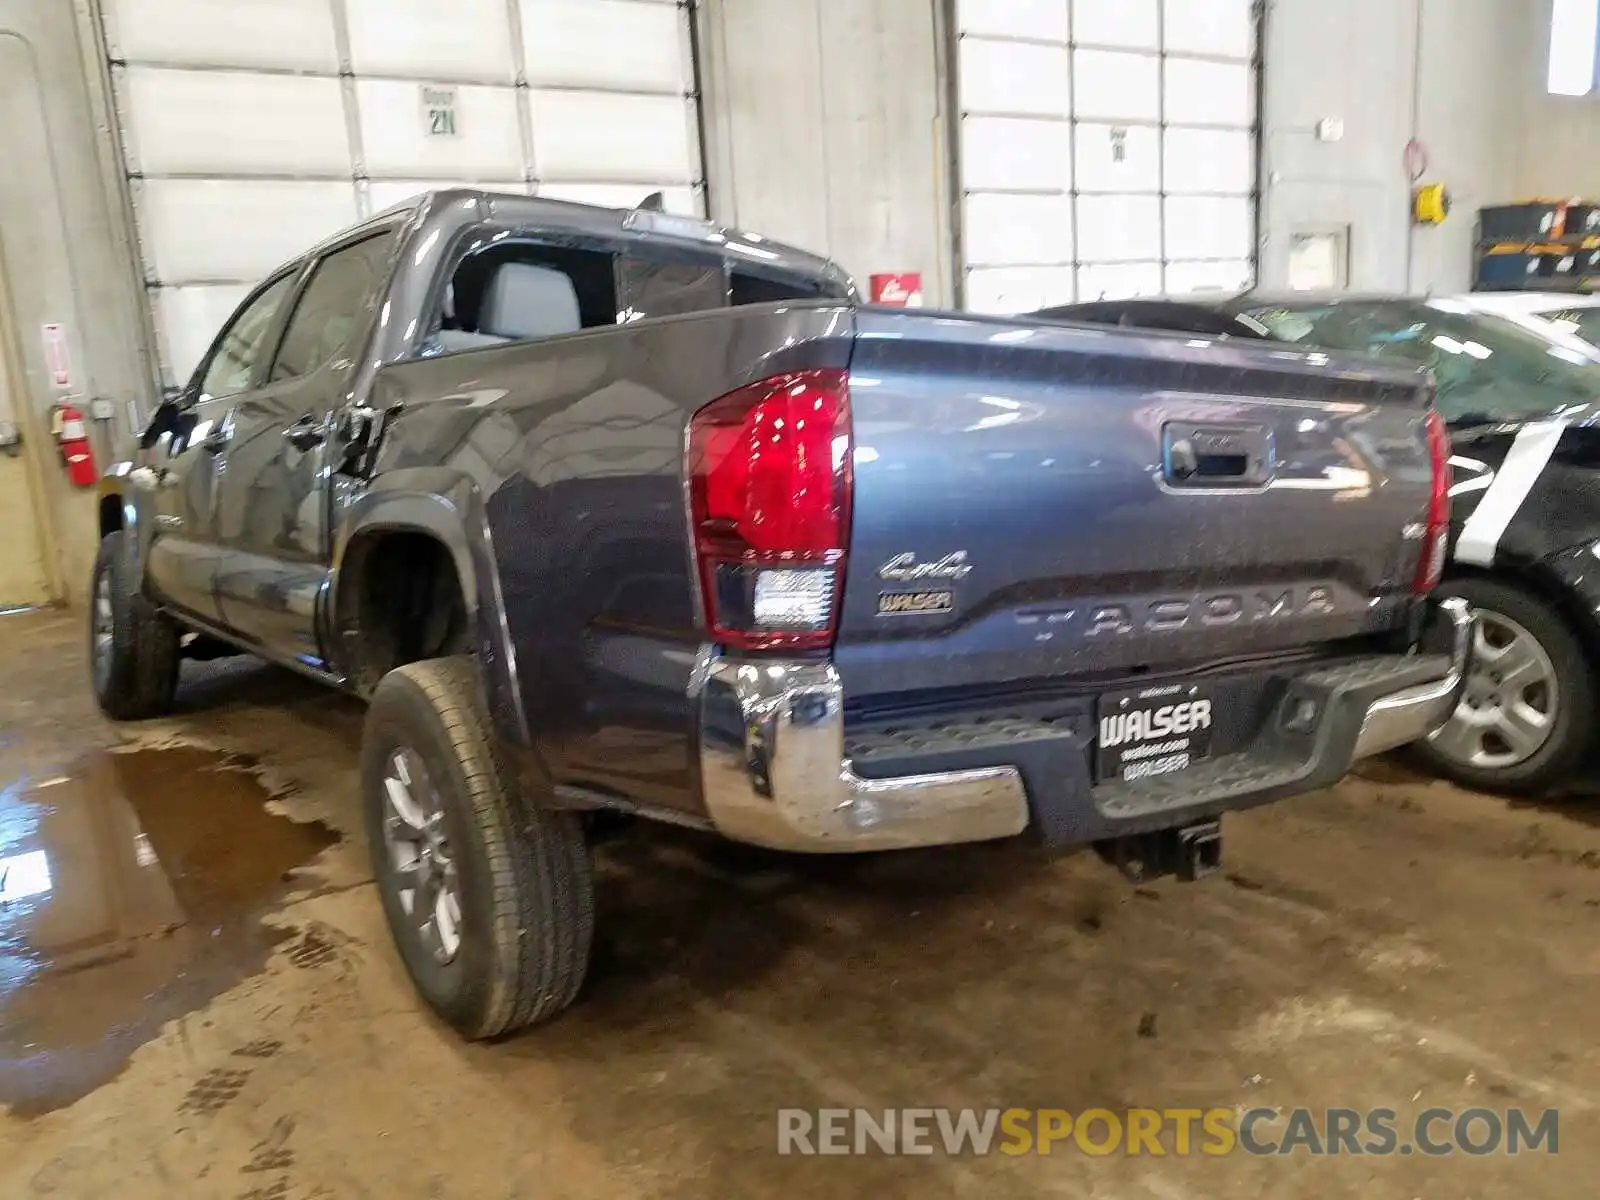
362, 656, 593, 1037
1415, 578, 1593, 793
89, 530, 180, 720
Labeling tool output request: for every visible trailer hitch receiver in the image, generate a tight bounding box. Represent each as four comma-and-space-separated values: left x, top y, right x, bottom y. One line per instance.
1096, 818, 1222, 883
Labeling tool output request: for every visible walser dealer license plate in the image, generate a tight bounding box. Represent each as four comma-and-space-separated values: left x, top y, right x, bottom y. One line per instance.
1096, 682, 1213, 783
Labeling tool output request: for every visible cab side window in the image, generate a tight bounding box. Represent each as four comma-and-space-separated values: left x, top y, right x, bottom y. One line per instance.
618, 254, 727, 320
731, 271, 846, 306
198, 274, 295, 400
269, 232, 397, 383
423, 243, 618, 357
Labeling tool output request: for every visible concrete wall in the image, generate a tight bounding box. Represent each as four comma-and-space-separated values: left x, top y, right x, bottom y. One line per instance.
1259, 0, 1528, 295
1515, 0, 1600, 198
701, 0, 1530, 301
0, 0, 155, 607
0, 0, 1549, 612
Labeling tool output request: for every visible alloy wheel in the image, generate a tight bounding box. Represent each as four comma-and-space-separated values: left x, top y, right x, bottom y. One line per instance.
91, 569, 114, 693
1427, 608, 1558, 771
381, 747, 463, 964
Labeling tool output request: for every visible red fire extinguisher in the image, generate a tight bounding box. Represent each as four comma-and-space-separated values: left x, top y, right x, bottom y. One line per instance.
52, 400, 98, 487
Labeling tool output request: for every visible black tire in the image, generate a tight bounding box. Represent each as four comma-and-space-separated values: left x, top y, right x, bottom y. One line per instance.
1413, 577, 1594, 793
89, 530, 180, 720
361, 656, 593, 1037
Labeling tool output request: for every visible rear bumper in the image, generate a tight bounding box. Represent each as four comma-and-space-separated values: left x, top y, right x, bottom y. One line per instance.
1351, 603, 1472, 759
697, 597, 1470, 853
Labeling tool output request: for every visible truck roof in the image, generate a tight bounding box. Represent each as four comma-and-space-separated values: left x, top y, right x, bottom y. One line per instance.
313, 187, 852, 293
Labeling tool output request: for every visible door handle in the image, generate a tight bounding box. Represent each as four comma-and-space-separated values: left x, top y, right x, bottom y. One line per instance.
282, 416, 326, 452
1163, 422, 1274, 487
201, 408, 235, 454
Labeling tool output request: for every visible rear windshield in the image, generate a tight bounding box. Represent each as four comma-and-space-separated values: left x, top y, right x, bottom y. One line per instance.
1241, 299, 1600, 426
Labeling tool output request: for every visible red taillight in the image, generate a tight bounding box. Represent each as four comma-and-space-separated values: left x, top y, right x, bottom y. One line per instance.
1414, 409, 1452, 594
688, 369, 852, 651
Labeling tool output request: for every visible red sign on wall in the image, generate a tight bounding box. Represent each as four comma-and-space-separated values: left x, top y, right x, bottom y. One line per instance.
869, 273, 924, 307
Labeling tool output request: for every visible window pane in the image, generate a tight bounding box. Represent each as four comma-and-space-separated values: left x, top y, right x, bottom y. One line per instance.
1566, 308, 1600, 345
1076, 195, 1161, 261
1163, 0, 1254, 58
962, 38, 1071, 116
618, 255, 726, 320
1073, 49, 1159, 122
1548, 0, 1599, 95
1163, 128, 1253, 194
1077, 262, 1162, 300
1165, 259, 1252, 296
199, 274, 294, 398
731, 273, 841, 305
271, 233, 396, 382
1165, 58, 1252, 125
957, 0, 1067, 40
1072, 0, 1157, 49
1250, 301, 1600, 424
1075, 123, 1159, 193
961, 117, 1071, 191
965, 265, 1075, 313
964, 193, 1074, 266
1165, 196, 1253, 259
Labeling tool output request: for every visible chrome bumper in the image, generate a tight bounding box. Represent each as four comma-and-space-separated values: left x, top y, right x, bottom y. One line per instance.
697, 659, 1029, 853
1351, 596, 1472, 759
696, 597, 1472, 854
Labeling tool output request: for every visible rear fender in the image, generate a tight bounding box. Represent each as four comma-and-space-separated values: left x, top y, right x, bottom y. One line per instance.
330, 469, 543, 786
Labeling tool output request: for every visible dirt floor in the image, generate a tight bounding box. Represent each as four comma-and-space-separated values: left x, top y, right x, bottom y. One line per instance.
3, 607, 1600, 1198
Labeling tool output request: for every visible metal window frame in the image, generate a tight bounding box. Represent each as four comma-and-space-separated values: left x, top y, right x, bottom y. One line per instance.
944, 0, 1265, 308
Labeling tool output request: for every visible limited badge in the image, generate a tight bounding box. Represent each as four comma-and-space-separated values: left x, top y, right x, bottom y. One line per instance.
877, 590, 953, 616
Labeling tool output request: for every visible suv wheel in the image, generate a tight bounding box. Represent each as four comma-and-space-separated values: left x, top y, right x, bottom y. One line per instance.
361, 656, 593, 1037
89, 530, 180, 720
1415, 578, 1593, 793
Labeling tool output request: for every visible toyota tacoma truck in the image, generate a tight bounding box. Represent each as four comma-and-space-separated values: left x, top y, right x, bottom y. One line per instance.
93, 190, 1469, 1037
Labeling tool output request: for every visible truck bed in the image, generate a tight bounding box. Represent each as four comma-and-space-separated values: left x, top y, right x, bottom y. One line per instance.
369, 301, 1439, 828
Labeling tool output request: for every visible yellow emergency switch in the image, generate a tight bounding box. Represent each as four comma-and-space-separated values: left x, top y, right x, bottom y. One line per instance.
1413, 183, 1450, 225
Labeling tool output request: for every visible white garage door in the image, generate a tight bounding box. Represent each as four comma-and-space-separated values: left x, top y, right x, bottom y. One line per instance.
99, 0, 704, 386
956, 0, 1258, 313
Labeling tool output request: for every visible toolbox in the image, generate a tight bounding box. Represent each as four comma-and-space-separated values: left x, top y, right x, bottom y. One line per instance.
1474, 200, 1600, 292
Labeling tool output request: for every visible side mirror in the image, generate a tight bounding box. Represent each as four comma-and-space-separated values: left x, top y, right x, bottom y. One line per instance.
138, 398, 184, 450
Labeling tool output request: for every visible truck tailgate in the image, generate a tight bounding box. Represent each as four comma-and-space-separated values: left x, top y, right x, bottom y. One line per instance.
836, 310, 1435, 702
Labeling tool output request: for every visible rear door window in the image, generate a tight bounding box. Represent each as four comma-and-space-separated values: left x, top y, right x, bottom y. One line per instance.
269, 231, 397, 383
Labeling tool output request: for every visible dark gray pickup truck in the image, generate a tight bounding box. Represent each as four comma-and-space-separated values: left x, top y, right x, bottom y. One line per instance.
94, 190, 1469, 1037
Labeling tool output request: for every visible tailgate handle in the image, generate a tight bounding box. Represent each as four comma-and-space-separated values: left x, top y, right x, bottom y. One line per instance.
1164, 423, 1273, 487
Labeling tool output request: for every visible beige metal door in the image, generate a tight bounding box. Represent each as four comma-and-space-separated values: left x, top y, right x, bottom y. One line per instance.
0, 267, 51, 609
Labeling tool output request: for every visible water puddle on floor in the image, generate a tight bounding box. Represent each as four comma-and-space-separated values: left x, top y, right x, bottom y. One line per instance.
0, 746, 337, 1116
